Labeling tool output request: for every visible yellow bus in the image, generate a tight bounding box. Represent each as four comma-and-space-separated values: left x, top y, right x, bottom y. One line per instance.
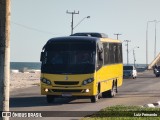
40, 32, 123, 103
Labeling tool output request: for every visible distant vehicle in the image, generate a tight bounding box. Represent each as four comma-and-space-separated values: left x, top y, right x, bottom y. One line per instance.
153, 66, 160, 77
123, 65, 137, 79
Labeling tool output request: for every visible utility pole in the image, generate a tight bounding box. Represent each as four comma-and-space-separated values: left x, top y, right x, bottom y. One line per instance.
133, 46, 139, 67
0, 0, 10, 120
146, 20, 155, 67
124, 40, 131, 64
133, 49, 136, 67
154, 21, 157, 59
146, 20, 160, 66
114, 33, 122, 40
66, 10, 79, 35
154, 20, 160, 58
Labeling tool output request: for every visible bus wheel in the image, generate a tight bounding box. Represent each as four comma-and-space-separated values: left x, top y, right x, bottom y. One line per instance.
110, 84, 117, 97
102, 83, 117, 98
46, 95, 54, 103
90, 88, 99, 103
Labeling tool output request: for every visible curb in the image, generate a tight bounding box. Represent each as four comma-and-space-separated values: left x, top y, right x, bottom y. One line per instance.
143, 101, 160, 108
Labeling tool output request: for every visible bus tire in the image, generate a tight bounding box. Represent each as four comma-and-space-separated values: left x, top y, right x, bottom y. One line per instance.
90, 95, 98, 103
90, 87, 100, 103
110, 84, 117, 97
102, 82, 117, 98
46, 95, 54, 103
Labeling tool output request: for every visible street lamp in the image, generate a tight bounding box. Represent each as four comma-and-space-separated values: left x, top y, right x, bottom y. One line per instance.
146, 20, 160, 67
154, 20, 160, 58
124, 40, 131, 65
146, 20, 155, 67
73, 16, 90, 32
133, 46, 139, 67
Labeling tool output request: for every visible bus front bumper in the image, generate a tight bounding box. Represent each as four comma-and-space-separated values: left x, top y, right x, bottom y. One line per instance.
41, 85, 95, 97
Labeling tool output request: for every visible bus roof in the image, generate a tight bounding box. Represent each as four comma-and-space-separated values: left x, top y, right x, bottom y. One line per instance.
43, 36, 121, 50
47, 36, 121, 43
70, 32, 108, 38
70, 32, 121, 43
47, 36, 99, 43
44, 32, 121, 49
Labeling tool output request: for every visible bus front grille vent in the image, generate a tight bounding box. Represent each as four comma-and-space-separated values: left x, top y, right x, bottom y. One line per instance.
52, 89, 82, 92
54, 81, 79, 85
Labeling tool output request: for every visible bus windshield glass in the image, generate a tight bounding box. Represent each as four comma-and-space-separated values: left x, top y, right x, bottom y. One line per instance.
41, 41, 96, 74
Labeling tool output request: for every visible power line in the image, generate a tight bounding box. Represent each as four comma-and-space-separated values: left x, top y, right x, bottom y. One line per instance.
11, 21, 60, 35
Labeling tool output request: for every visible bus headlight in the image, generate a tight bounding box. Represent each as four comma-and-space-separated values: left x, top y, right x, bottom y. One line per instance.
41, 78, 51, 85
82, 78, 94, 85
83, 81, 88, 85
41, 78, 47, 83
46, 80, 51, 85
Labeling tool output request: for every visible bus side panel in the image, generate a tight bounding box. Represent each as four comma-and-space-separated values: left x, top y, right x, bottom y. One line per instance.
96, 63, 123, 93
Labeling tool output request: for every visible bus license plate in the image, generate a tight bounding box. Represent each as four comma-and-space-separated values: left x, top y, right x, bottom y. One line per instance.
62, 93, 72, 97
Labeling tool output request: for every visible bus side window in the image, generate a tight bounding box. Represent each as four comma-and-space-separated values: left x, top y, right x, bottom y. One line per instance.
97, 49, 103, 70
40, 52, 45, 62
97, 42, 103, 61
40, 52, 47, 64
98, 52, 103, 61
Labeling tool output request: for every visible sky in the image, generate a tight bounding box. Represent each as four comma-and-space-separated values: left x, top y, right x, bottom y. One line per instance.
11, 0, 160, 64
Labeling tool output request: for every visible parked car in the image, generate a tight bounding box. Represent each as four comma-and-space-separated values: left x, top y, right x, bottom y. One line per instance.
153, 66, 160, 77
123, 65, 137, 79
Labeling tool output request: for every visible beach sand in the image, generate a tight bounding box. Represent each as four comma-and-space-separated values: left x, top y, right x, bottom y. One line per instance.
10, 72, 40, 91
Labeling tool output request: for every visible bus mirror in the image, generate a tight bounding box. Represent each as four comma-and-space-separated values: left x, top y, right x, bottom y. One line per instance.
40, 52, 45, 62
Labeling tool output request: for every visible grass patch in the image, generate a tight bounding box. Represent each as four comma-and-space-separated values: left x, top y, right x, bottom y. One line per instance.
82, 105, 160, 120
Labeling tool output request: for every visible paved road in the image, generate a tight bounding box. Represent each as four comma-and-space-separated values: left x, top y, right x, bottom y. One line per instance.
10, 70, 160, 120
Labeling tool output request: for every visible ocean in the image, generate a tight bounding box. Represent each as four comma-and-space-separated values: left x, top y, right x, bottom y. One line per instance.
10, 62, 147, 71
11, 62, 41, 70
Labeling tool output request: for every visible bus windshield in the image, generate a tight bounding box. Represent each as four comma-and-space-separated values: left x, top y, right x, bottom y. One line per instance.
41, 41, 96, 74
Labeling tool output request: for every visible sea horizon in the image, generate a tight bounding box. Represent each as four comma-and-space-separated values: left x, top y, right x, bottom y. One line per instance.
10, 62, 147, 71
11, 62, 41, 70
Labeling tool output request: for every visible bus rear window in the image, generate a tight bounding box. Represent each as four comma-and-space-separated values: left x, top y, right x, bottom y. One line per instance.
123, 66, 133, 70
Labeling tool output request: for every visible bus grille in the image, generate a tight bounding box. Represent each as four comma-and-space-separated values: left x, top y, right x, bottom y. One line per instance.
52, 89, 82, 93
54, 81, 79, 85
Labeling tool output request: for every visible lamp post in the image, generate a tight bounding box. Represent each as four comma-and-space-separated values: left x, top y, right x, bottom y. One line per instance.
66, 10, 90, 35
133, 46, 139, 67
124, 40, 131, 65
73, 16, 90, 30
146, 20, 160, 67
154, 20, 160, 58
146, 20, 155, 67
